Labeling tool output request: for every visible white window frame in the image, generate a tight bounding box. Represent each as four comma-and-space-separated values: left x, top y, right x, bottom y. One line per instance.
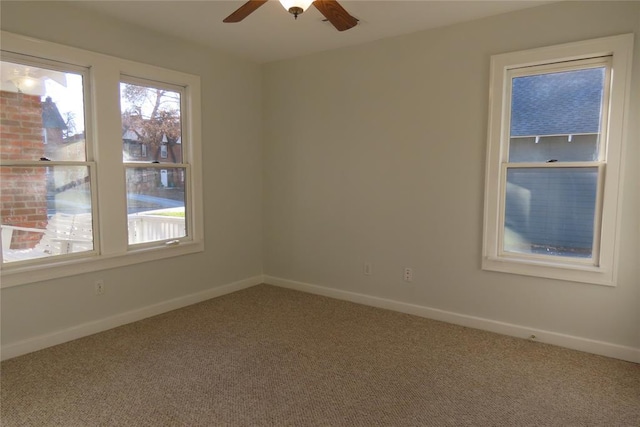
0, 31, 204, 288
482, 34, 633, 286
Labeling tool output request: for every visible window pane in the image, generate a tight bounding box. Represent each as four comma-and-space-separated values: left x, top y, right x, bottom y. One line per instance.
509, 134, 599, 163
0, 60, 86, 161
504, 167, 597, 258
1, 165, 93, 263
126, 167, 186, 245
120, 82, 182, 164
509, 67, 605, 162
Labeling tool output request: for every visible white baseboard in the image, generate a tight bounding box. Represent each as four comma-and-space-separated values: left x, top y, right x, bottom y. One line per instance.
1, 275, 264, 361
5, 275, 638, 364
264, 275, 640, 364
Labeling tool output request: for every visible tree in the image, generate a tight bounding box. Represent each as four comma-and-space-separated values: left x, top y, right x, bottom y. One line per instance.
120, 84, 181, 162
63, 112, 76, 139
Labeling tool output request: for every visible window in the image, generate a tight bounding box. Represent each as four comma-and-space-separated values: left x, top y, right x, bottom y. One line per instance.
0, 57, 95, 264
0, 31, 203, 287
482, 34, 633, 286
120, 80, 187, 245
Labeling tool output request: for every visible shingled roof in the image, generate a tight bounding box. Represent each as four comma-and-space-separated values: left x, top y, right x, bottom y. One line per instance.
510, 67, 605, 137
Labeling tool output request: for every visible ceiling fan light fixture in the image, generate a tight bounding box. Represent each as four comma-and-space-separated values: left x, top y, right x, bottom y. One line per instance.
9, 70, 39, 94
279, 0, 314, 19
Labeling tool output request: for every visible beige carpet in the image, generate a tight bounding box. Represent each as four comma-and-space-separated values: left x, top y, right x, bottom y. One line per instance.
1, 284, 639, 426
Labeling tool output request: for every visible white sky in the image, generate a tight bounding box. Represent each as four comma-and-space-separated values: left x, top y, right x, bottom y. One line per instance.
44, 73, 85, 134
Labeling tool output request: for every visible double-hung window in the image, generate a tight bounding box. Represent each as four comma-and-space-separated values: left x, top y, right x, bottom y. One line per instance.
120, 78, 189, 246
482, 34, 633, 286
0, 32, 203, 287
1, 55, 96, 264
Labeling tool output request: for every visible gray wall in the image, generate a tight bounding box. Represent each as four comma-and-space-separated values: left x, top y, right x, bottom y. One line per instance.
1, 2, 264, 345
262, 2, 640, 350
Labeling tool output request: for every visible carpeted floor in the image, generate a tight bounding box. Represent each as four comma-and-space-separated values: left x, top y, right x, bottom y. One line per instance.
1, 284, 639, 426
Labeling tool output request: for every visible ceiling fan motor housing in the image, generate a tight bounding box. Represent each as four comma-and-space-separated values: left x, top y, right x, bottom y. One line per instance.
288, 6, 304, 19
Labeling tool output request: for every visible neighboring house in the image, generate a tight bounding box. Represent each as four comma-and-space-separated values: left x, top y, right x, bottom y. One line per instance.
122, 126, 184, 191
41, 96, 66, 145
122, 126, 182, 164
1, 92, 87, 249
122, 128, 149, 160
42, 96, 86, 162
0, 90, 48, 249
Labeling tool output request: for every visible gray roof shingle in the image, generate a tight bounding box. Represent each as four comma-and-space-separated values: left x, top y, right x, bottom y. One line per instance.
510, 67, 604, 137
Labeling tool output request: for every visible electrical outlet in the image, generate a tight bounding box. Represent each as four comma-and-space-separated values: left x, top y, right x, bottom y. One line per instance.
95, 279, 105, 295
403, 267, 413, 282
364, 262, 372, 276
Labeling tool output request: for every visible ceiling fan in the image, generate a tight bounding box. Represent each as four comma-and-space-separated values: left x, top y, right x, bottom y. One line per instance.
223, 0, 358, 32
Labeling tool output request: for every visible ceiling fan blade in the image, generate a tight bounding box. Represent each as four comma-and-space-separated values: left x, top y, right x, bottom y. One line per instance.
223, 0, 269, 23
313, 0, 358, 31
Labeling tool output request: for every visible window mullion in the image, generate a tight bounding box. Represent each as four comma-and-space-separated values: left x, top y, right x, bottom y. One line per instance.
91, 61, 129, 255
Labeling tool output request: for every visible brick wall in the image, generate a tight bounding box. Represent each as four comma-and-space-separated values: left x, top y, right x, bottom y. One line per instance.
1, 90, 48, 249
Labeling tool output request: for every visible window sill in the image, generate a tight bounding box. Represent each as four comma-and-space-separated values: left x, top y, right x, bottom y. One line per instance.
482, 256, 615, 287
0, 241, 204, 288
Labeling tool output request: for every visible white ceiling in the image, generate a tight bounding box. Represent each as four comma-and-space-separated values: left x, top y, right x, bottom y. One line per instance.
74, 1, 551, 63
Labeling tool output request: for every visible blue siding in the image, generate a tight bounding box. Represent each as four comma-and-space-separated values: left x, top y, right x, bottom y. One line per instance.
505, 167, 597, 256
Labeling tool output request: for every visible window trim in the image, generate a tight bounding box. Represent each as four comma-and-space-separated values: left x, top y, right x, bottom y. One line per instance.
482, 34, 634, 286
0, 31, 204, 288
